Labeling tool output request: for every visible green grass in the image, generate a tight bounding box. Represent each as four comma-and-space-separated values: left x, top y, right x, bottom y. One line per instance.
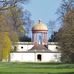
0, 62, 74, 74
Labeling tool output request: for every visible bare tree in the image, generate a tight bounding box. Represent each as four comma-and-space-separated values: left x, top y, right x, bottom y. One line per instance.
48, 21, 55, 42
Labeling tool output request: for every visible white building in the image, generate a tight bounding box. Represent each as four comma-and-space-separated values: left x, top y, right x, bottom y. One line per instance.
10, 21, 61, 62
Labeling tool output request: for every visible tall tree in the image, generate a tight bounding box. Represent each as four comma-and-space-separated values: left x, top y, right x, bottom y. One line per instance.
48, 21, 55, 42
56, 0, 74, 63
23, 9, 33, 37
0, 32, 12, 61
0, 0, 30, 61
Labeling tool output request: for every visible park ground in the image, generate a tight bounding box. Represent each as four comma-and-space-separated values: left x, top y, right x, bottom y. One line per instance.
0, 62, 74, 74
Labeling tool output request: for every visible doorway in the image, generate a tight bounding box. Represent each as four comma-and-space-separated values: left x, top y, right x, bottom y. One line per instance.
37, 54, 42, 61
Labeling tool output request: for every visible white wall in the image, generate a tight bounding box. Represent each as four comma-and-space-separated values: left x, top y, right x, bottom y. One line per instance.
10, 52, 61, 62
16, 45, 34, 51
14, 42, 59, 52
48, 44, 58, 52
10, 53, 35, 62
35, 53, 61, 62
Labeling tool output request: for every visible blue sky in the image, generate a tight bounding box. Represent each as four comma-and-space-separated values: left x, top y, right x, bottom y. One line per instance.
23, 0, 62, 37
0, 0, 62, 38
24, 0, 61, 23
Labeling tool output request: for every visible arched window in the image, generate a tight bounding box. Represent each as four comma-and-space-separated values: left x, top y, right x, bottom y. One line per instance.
37, 54, 42, 61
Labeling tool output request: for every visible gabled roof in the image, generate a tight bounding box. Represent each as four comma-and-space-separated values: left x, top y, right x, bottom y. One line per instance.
27, 44, 52, 53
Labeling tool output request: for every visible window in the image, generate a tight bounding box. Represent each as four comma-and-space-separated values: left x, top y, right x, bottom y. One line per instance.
56, 47, 58, 49
21, 46, 23, 49
37, 54, 42, 61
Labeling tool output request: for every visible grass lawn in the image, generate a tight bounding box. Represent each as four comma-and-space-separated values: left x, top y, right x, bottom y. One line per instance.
0, 62, 74, 74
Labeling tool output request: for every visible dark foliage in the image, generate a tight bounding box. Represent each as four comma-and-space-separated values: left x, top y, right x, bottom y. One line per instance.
19, 35, 31, 42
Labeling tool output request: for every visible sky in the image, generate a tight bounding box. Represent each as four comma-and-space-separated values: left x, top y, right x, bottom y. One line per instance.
24, 0, 61, 23
23, 0, 62, 37
0, 0, 62, 37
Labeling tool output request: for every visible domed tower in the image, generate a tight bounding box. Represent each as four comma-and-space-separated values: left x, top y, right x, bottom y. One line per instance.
32, 20, 48, 45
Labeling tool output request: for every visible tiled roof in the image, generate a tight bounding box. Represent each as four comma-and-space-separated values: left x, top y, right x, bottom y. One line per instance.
27, 44, 52, 53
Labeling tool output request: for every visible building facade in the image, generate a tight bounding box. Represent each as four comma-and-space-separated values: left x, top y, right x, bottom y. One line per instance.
10, 21, 61, 62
